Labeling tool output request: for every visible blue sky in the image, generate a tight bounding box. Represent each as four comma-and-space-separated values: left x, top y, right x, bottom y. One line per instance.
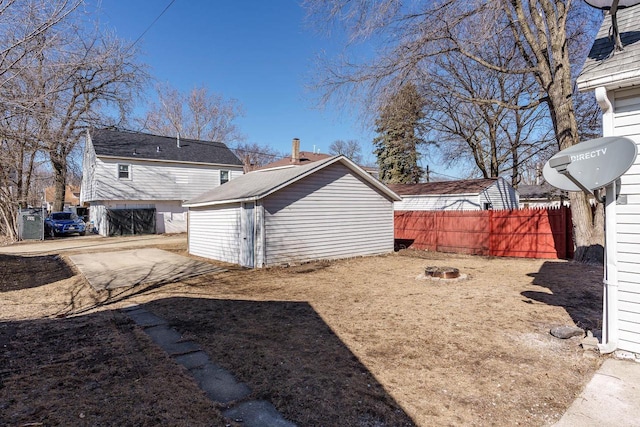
93, 0, 379, 164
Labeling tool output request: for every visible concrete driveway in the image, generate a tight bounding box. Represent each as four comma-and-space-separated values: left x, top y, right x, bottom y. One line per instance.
69, 247, 226, 290
0, 234, 187, 256
1, 234, 225, 290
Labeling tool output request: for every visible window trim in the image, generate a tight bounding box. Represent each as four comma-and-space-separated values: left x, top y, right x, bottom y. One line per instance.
220, 170, 230, 184
118, 163, 131, 180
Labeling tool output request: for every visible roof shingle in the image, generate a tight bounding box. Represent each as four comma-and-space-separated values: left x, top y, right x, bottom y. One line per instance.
386, 179, 499, 196
89, 128, 243, 166
577, 6, 640, 90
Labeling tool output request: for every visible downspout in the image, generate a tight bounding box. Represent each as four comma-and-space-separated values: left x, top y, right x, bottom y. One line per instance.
595, 86, 618, 354
599, 180, 619, 354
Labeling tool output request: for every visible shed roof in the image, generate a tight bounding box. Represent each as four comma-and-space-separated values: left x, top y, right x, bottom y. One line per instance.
386, 178, 500, 196
184, 155, 401, 207
517, 183, 567, 200
577, 6, 640, 91
89, 128, 243, 166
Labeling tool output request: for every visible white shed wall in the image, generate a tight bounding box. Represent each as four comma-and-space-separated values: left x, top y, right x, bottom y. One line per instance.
262, 163, 394, 266
480, 178, 519, 210
393, 194, 481, 211
188, 204, 241, 265
614, 87, 640, 353
393, 179, 518, 211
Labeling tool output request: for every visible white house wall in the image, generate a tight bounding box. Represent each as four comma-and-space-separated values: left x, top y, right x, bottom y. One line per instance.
613, 87, 640, 353
480, 179, 519, 210
80, 135, 97, 203
86, 156, 242, 202
262, 163, 394, 266
188, 204, 241, 265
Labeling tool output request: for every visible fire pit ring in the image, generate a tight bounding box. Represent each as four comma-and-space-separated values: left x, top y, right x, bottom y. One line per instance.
424, 266, 460, 279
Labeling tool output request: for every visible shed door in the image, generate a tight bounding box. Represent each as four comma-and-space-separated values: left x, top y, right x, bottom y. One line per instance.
240, 202, 255, 268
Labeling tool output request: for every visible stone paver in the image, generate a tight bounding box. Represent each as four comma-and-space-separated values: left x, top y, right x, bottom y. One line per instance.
191, 363, 251, 403
123, 305, 296, 426
143, 324, 201, 355
224, 400, 297, 427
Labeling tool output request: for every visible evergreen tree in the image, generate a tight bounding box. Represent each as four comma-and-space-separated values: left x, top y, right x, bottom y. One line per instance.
373, 83, 426, 184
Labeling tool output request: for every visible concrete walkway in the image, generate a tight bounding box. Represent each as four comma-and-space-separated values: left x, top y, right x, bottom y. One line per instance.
69, 248, 225, 290
122, 305, 296, 427
554, 357, 640, 427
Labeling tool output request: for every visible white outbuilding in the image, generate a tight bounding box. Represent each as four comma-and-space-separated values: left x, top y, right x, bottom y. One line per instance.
387, 178, 519, 211
184, 156, 401, 268
577, 5, 640, 355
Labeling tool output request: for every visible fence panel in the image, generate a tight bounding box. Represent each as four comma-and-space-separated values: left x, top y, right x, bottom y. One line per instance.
436, 211, 490, 255
394, 211, 437, 250
394, 206, 573, 259
490, 208, 570, 259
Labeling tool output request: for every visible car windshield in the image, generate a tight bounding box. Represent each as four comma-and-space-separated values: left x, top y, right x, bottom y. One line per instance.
50, 212, 77, 220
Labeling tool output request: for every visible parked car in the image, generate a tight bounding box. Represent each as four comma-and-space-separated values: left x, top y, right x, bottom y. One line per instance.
45, 212, 87, 237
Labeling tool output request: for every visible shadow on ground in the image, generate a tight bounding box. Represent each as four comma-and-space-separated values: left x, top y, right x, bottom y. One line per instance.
1, 297, 415, 426
523, 261, 603, 330
146, 297, 415, 426
0, 254, 74, 292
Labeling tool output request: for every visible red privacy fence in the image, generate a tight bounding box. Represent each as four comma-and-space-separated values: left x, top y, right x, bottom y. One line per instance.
394, 207, 574, 259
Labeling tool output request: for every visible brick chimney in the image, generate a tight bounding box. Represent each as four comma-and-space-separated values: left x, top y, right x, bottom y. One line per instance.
291, 138, 300, 163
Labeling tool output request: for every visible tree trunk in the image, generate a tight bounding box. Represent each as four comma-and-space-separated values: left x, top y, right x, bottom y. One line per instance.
551, 86, 604, 263
51, 155, 66, 212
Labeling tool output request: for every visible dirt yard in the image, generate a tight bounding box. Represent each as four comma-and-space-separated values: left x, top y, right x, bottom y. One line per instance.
0, 236, 604, 426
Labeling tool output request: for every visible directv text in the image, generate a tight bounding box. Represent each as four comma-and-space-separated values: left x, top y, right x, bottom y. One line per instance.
570, 148, 607, 162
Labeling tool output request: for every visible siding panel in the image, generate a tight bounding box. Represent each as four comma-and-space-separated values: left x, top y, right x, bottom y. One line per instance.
612, 90, 640, 354
188, 204, 241, 264
263, 163, 394, 266
91, 157, 243, 202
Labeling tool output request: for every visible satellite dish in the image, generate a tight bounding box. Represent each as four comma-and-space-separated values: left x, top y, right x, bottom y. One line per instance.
543, 136, 637, 192
584, 0, 640, 8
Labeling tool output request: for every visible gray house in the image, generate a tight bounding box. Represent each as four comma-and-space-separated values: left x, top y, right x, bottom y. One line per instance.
184, 155, 401, 268
387, 178, 519, 211
577, 6, 640, 355
80, 129, 244, 236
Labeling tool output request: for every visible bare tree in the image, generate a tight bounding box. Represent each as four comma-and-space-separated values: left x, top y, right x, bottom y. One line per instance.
232, 142, 283, 172
141, 83, 245, 144
328, 139, 363, 163
304, 0, 604, 262
425, 38, 555, 187
0, 1, 147, 228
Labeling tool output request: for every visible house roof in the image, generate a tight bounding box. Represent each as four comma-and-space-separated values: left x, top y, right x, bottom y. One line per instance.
386, 178, 500, 196
517, 183, 567, 200
44, 185, 80, 204
89, 128, 243, 166
184, 155, 401, 207
257, 151, 332, 169
577, 5, 640, 91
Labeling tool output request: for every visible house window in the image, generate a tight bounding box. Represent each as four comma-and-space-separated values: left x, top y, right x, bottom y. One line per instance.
483, 202, 493, 210
220, 170, 229, 184
118, 164, 130, 180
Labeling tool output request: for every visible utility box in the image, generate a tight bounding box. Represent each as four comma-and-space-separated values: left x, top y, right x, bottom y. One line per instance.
18, 208, 45, 240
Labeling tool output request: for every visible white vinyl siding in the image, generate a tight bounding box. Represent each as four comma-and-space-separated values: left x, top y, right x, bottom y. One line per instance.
80, 135, 98, 203
262, 163, 394, 266
479, 178, 519, 210
614, 87, 640, 353
188, 204, 241, 265
394, 179, 518, 211
90, 157, 243, 202
394, 194, 482, 211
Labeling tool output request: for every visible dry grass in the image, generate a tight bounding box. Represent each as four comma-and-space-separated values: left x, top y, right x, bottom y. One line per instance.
0, 237, 604, 426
